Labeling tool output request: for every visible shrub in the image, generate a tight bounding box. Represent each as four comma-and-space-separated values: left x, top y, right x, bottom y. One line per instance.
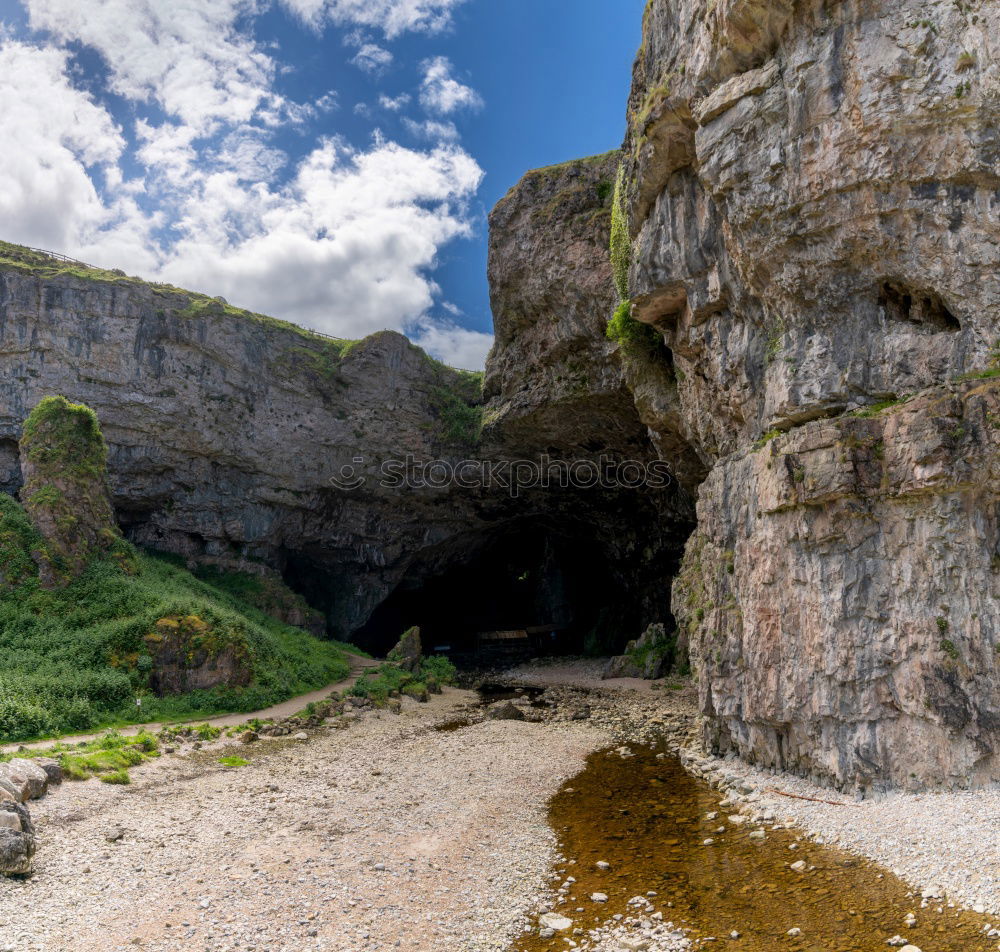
100, 768, 131, 785
606, 300, 662, 356
420, 655, 457, 684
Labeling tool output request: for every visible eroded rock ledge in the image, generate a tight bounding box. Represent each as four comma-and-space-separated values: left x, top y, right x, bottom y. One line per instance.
609, 0, 1000, 789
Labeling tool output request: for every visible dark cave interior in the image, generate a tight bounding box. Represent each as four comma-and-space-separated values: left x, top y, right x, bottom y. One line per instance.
347, 517, 681, 663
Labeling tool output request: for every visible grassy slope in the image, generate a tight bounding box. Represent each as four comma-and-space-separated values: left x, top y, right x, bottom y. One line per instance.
0, 495, 357, 743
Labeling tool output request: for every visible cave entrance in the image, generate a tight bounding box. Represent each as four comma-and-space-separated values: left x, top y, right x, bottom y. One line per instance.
351, 519, 653, 664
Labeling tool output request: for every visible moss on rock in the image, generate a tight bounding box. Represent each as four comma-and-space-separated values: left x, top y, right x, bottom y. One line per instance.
18, 396, 133, 586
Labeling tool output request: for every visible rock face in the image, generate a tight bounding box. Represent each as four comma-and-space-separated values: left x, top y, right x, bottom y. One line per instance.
18, 395, 128, 586
0, 800, 35, 876
0, 246, 486, 637
484, 152, 649, 461
0, 240, 691, 655
614, 0, 1000, 788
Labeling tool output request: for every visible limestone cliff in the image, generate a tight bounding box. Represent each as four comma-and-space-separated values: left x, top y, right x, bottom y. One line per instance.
0, 239, 689, 653
0, 242, 486, 637
613, 0, 1000, 789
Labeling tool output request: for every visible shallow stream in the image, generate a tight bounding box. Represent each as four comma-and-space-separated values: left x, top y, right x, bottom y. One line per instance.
510, 743, 995, 952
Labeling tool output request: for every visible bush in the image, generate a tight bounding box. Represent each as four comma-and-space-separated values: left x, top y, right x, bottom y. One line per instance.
606, 300, 662, 356
420, 655, 457, 684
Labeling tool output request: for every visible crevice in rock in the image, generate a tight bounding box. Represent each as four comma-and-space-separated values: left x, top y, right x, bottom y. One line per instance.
879, 281, 960, 332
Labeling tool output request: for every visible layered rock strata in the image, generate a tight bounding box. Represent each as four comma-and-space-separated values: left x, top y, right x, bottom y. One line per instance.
615, 0, 1000, 787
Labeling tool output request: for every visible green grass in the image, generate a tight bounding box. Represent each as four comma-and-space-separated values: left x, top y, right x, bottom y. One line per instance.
219, 756, 249, 768
0, 507, 356, 743
852, 397, 906, 418
349, 654, 457, 705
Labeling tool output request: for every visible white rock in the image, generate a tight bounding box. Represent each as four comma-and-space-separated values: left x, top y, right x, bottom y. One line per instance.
591, 893, 608, 903
539, 912, 572, 931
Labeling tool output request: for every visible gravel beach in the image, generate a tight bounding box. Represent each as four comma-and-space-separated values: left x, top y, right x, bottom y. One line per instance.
0, 688, 607, 952
3, 661, 999, 952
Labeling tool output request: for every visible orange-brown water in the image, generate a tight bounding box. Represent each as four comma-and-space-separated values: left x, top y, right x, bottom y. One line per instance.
512, 744, 994, 952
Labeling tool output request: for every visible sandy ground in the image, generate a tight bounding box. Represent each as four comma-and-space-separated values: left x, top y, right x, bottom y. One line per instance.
503, 658, 667, 695
1, 656, 379, 756
0, 688, 607, 952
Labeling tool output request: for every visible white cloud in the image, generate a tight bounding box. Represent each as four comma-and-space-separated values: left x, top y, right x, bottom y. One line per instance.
403, 117, 459, 141
0, 41, 138, 252
411, 317, 493, 370
280, 0, 467, 39
350, 43, 392, 74
154, 139, 484, 341
0, 3, 488, 367
379, 92, 411, 112
23, 0, 276, 132
419, 56, 482, 115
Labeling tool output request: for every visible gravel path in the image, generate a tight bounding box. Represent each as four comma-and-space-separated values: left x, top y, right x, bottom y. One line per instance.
0, 688, 607, 952
1, 656, 379, 755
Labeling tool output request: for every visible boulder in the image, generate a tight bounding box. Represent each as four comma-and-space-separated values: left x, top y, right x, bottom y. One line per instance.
0, 760, 49, 802
387, 626, 422, 673
603, 623, 674, 680
0, 800, 36, 876
487, 700, 526, 721
36, 760, 63, 786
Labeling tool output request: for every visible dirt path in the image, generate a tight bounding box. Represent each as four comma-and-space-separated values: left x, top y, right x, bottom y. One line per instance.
0, 688, 605, 952
2, 654, 379, 755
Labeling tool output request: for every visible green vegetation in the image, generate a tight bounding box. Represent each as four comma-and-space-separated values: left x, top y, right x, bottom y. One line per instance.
0, 510, 355, 743
21, 396, 107, 479
424, 360, 484, 451
764, 318, 786, 364
349, 654, 457, 706
610, 163, 631, 301
0, 493, 45, 588
219, 756, 250, 768
755, 429, 783, 448
941, 638, 959, 661
100, 768, 132, 785
852, 397, 906, 418
193, 565, 326, 634
606, 299, 662, 357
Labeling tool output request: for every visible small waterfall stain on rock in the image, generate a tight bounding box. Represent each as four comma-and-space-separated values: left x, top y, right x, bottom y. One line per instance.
514, 745, 994, 951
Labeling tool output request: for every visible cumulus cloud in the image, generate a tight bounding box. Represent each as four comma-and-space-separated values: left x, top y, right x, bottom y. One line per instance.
23, 0, 276, 132
156, 139, 484, 340
0, 41, 139, 253
410, 317, 493, 371
350, 43, 392, 75
280, 0, 467, 39
419, 56, 482, 115
0, 1, 491, 367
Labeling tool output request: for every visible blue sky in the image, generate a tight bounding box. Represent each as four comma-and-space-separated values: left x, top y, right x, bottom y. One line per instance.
0, 0, 644, 367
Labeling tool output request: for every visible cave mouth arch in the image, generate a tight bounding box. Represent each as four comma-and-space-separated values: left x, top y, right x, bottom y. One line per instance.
348, 510, 690, 665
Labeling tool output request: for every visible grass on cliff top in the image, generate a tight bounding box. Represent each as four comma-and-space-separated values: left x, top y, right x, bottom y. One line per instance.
0, 503, 358, 744
0, 238, 364, 355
